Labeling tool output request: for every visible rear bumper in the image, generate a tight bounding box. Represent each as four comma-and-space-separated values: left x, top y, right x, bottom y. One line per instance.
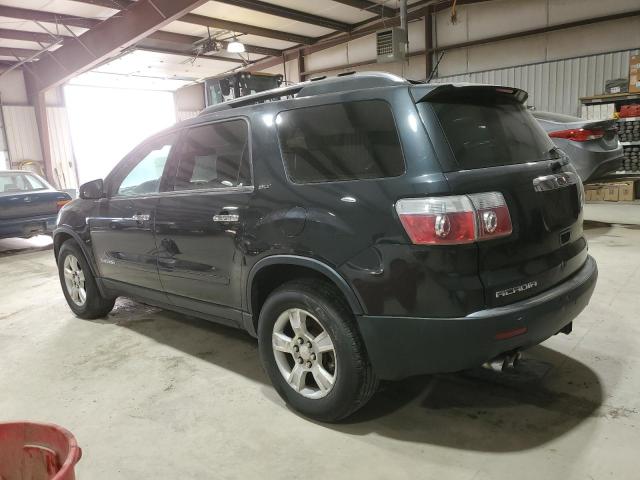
0, 215, 57, 239
584, 154, 623, 183
356, 255, 598, 380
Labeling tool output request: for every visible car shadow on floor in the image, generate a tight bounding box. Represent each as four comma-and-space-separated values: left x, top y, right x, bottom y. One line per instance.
101, 298, 604, 453
329, 345, 604, 452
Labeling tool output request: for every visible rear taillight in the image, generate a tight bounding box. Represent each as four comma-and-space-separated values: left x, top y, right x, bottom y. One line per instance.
549, 128, 604, 142
56, 199, 71, 211
395, 192, 512, 245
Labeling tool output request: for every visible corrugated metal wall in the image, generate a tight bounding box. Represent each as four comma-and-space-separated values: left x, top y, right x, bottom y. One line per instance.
2, 105, 43, 165
176, 110, 199, 122
433, 48, 640, 116
47, 107, 78, 190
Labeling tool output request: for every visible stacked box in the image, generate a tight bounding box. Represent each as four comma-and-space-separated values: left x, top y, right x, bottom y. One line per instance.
585, 181, 636, 202
630, 54, 640, 94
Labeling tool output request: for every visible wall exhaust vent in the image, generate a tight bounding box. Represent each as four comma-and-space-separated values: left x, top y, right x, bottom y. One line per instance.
376, 28, 406, 63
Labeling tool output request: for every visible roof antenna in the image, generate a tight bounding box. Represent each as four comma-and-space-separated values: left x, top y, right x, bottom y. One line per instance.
426, 51, 445, 83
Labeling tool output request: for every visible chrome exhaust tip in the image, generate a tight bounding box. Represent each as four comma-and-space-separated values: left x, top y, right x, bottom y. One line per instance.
483, 350, 522, 372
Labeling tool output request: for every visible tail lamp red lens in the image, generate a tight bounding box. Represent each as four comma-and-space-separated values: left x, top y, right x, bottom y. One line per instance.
548, 128, 604, 142
56, 199, 71, 211
395, 192, 512, 245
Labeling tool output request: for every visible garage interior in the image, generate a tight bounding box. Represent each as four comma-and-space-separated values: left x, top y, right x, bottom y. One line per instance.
1, 0, 639, 478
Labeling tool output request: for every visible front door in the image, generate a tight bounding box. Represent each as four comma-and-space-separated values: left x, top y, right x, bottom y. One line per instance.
90, 132, 177, 295
154, 119, 252, 323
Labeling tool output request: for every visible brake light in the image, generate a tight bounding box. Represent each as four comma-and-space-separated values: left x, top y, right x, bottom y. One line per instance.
56, 199, 71, 211
395, 192, 512, 245
548, 128, 604, 142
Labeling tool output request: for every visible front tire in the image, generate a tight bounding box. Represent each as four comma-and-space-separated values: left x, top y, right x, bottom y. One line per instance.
258, 279, 378, 422
57, 240, 115, 319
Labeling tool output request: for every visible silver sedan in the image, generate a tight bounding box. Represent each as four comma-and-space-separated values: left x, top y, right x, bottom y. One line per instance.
532, 110, 623, 183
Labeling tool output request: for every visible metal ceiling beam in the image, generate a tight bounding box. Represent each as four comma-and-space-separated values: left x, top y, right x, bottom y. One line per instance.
0, 5, 98, 29
246, 6, 429, 72
431, 0, 494, 13
67, 0, 314, 44
213, 0, 350, 32
430, 8, 640, 52
0, 5, 202, 45
0, 4, 283, 59
215, 41, 279, 57
179, 12, 314, 44
26, 0, 210, 92
329, 0, 397, 18
0, 28, 61, 44
134, 46, 247, 64
0, 46, 42, 58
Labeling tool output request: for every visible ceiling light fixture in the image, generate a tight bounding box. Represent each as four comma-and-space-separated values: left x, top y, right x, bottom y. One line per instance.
227, 38, 245, 53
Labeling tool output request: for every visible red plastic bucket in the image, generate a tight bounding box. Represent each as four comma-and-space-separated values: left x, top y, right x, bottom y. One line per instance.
0, 422, 82, 480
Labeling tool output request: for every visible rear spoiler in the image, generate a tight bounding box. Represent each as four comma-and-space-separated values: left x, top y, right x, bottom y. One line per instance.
411, 83, 528, 104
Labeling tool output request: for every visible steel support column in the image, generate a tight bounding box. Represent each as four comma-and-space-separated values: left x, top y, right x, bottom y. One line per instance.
23, 70, 54, 185
424, 8, 433, 80
297, 49, 305, 82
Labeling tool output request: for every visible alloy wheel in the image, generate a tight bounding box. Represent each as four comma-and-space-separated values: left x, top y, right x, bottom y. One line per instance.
272, 308, 337, 399
63, 254, 86, 307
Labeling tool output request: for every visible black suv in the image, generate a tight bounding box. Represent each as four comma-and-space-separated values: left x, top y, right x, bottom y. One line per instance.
54, 72, 598, 421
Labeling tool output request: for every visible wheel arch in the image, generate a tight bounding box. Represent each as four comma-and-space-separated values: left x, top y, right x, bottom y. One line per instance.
53, 227, 99, 280
246, 255, 364, 332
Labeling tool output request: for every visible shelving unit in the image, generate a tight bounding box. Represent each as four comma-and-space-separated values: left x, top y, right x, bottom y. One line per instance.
580, 92, 640, 105
614, 116, 640, 173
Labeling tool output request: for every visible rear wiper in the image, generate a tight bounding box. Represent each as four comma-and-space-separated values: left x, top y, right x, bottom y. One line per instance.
542, 146, 563, 160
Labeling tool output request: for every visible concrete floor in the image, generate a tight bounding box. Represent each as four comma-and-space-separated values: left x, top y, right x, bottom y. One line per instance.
1, 218, 639, 479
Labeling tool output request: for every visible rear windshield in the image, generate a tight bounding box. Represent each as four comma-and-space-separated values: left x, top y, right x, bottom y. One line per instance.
421, 91, 554, 170
0, 172, 47, 193
276, 100, 405, 183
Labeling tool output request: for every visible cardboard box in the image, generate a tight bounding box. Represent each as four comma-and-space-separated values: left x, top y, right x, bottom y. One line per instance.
603, 185, 619, 201
618, 181, 635, 201
591, 188, 605, 202
585, 189, 594, 201
630, 54, 640, 94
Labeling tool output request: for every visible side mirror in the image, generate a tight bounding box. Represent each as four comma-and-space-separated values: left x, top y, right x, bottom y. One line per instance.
79, 179, 104, 199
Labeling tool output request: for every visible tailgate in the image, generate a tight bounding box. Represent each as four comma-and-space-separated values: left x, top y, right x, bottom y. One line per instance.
445, 163, 587, 307
414, 84, 588, 307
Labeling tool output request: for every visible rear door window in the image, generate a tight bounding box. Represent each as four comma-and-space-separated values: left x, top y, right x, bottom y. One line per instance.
171, 119, 251, 191
276, 100, 405, 183
419, 90, 554, 170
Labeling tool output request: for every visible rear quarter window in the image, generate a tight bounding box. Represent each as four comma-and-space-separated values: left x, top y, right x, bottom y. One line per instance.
276, 100, 405, 183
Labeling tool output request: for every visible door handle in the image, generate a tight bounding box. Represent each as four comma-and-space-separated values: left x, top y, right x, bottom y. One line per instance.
131, 214, 150, 222
212, 214, 239, 223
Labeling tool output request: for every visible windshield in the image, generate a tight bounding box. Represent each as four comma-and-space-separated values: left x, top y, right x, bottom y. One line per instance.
419, 90, 554, 170
0, 172, 48, 193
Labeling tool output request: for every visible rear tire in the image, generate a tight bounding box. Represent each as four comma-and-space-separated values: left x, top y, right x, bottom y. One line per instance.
258, 279, 378, 422
57, 240, 115, 319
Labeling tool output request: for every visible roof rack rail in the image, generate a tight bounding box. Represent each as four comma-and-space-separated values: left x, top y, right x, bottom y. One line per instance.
198, 72, 411, 116
200, 84, 304, 115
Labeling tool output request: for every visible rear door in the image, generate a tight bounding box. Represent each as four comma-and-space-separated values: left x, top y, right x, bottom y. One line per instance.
415, 85, 587, 307
154, 118, 252, 323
